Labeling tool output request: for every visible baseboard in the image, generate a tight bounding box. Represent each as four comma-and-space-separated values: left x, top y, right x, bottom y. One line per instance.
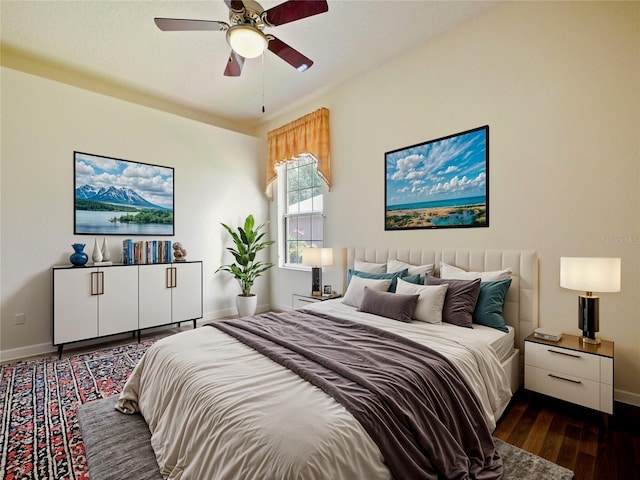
0, 342, 55, 363
615, 388, 640, 408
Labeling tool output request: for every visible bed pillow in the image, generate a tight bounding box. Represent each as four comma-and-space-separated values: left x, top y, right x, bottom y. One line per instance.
342, 276, 392, 308
439, 261, 512, 282
347, 268, 408, 293
358, 287, 419, 323
396, 278, 448, 324
387, 259, 434, 277
424, 276, 481, 328
354, 260, 387, 274
473, 279, 512, 333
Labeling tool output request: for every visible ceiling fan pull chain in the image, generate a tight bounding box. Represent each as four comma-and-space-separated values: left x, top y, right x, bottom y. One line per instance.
262, 53, 265, 113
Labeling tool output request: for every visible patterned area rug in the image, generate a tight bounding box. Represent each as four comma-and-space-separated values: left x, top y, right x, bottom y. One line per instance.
0, 340, 154, 480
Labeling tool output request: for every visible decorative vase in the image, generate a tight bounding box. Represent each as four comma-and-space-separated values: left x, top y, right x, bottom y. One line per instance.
236, 294, 257, 317
101, 238, 111, 262
70, 243, 89, 267
92, 238, 103, 263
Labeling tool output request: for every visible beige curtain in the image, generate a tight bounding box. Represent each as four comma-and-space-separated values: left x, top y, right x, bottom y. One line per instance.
266, 107, 330, 199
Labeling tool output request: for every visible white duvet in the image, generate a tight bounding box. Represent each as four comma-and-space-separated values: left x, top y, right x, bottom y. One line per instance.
116, 301, 512, 480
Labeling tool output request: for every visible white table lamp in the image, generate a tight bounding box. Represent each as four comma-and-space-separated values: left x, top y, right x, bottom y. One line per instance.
560, 257, 621, 345
302, 247, 333, 296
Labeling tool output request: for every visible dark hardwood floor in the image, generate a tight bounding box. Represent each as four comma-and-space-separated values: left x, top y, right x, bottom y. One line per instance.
494, 390, 640, 480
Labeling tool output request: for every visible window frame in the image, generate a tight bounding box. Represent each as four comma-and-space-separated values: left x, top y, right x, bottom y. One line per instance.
277, 155, 325, 269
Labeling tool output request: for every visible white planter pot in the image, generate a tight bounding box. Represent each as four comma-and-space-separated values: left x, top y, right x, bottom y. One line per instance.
236, 294, 257, 317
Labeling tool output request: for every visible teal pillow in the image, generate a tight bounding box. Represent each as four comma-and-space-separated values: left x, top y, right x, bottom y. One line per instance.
400, 274, 422, 285
472, 279, 512, 332
348, 268, 408, 292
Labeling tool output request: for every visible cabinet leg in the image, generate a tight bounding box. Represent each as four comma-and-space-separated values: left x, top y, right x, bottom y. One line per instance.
192, 319, 196, 329
137, 330, 141, 343
58, 344, 63, 360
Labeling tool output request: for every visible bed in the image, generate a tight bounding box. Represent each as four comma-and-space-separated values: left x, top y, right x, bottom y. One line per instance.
116, 247, 538, 480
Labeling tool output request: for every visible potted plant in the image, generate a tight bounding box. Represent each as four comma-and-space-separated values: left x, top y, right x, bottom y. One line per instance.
216, 214, 275, 317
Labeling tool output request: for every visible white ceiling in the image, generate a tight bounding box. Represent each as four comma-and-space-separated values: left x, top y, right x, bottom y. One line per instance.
1, 0, 497, 129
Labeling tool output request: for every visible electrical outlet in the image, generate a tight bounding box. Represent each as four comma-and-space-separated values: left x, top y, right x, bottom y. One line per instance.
15, 313, 25, 325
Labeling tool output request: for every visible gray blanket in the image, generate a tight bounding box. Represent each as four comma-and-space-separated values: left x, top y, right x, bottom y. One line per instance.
209, 310, 503, 480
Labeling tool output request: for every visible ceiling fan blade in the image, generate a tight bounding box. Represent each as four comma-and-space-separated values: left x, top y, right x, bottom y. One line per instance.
263, 0, 328, 27
224, 51, 245, 77
154, 18, 228, 31
267, 36, 313, 72
224, 0, 246, 12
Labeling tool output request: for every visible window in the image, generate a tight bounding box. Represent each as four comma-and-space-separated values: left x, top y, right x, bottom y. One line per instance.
279, 155, 324, 266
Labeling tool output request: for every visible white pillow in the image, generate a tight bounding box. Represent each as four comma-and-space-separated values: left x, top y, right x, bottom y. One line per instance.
342, 276, 392, 308
387, 259, 434, 277
396, 278, 448, 324
439, 261, 512, 282
354, 260, 387, 274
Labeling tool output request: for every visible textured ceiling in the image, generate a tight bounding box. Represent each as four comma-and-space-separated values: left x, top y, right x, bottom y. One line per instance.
1, 1, 496, 131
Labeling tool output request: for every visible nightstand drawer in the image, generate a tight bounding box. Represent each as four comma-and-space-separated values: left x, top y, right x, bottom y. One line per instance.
293, 295, 321, 309
525, 365, 601, 411
525, 341, 600, 382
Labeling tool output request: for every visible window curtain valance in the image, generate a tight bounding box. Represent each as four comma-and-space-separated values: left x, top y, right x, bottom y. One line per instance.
266, 107, 330, 199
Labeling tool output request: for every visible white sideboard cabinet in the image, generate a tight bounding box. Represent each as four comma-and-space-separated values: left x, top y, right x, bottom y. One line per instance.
52, 261, 203, 357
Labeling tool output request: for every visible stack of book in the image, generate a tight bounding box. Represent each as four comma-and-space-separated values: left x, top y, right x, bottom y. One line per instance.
122, 239, 172, 265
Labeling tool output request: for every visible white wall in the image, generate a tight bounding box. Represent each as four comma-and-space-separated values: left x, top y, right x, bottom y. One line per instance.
261, 2, 640, 402
0, 67, 269, 359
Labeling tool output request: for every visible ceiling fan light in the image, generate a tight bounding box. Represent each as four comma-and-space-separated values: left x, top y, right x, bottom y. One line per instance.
227, 25, 267, 59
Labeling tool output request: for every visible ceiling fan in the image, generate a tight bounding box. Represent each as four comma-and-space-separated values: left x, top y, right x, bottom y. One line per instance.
154, 0, 329, 77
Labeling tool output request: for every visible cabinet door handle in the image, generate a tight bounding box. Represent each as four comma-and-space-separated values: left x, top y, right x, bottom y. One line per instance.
548, 349, 581, 359
90, 271, 105, 296
166, 267, 172, 289
172, 267, 177, 288
91, 271, 99, 296
548, 373, 582, 384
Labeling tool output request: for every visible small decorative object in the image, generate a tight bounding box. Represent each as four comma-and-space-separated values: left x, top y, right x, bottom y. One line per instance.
92, 238, 103, 263
385, 125, 489, 230
101, 238, 111, 262
323, 285, 332, 296
69, 243, 89, 267
173, 242, 187, 262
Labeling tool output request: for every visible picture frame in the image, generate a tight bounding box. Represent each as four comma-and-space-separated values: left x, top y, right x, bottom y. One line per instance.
74, 151, 175, 236
323, 285, 332, 295
385, 125, 489, 231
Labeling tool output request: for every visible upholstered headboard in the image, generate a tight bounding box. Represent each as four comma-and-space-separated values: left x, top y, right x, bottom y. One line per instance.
345, 248, 539, 353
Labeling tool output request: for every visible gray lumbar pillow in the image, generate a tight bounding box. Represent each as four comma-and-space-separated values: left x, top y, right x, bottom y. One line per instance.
357, 286, 420, 323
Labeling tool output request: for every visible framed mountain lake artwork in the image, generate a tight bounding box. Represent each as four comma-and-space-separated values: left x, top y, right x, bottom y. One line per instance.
385, 125, 489, 231
74, 151, 174, 235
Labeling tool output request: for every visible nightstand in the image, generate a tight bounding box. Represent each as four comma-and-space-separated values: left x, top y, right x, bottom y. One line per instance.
524, 333, 614, 415
292, 293, 340, 309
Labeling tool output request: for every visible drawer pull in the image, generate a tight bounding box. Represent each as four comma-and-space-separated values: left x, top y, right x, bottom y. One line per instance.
548, 373, 582, 384
547, 349, 581, 359
298, 298, 314, 304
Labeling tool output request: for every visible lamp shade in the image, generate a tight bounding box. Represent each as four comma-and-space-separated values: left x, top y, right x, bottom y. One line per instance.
302, 247, 333, 267
560, 257, 621, 293
227, 25, 267, 59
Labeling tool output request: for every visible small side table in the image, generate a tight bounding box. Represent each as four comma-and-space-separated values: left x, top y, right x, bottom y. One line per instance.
524, 332, 614, 419
292, 293, 341, 309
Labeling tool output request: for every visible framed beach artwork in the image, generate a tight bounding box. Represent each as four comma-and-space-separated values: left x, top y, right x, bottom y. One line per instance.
385, 125, 489, 231
74, 151, 174, 235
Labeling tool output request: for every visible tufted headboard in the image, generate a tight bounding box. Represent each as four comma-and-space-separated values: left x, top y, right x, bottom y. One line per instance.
345, 247, 539, 353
